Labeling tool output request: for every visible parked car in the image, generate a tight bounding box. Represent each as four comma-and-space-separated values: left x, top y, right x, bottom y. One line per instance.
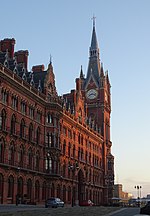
45, 197, 64, 208
140, 202, 150, 215
79, 200, 94, 206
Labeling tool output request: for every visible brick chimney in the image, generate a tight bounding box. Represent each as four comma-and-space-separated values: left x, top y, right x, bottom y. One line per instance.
32, 65, 45, 72
0, 38, 15, 58
14, 50, 29, 71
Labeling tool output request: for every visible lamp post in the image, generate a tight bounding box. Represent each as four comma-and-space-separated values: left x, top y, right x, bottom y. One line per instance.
135, 185, 142, 207
68, 161, 79, 207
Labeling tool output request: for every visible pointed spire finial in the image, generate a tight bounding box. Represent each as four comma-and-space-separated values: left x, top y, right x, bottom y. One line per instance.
92, 14, 96, 27
50, 54, 52, 65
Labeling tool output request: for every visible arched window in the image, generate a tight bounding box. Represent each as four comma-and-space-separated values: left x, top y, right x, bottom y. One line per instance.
28, 148, 33, 169
0, 173, 4, 201
68, 142, 71, 157
10, 114, 16, 135
63, 140, 66, 155
28, 123, 33, 142
18, 145, 24, 167
45, 155, 52, 172
20, 119, 25, 138
17, 177, 23, 196
35, 151, 40, 171
51, 183, 55, 197
1, 109, 6, 130
63, 185, 66, 202
27, 179, 32, 199
8, 175, 14, 198
1, 88, 8, 104
0, 138, 4, 163
8, 142, 15, 165
68, 186, 71, 202
42, 181, 47, 200
36, 127, 40, 145
57, 184, 61, 198
35, 180, 40, 200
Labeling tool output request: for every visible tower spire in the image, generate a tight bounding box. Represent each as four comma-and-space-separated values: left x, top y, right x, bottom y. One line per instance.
92, 15, 96, 28
84, 16, 101, 87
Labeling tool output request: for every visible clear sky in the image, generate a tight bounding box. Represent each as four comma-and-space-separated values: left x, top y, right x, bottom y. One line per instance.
1, 0, 150, 197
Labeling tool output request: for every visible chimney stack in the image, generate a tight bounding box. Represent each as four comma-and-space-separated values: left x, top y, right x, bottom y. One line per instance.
32, 65, 45, 72
0, 38, 16, 58
14, 50, 29, 71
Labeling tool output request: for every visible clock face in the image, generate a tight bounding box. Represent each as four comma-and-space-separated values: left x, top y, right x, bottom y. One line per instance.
86, 89, 98, 100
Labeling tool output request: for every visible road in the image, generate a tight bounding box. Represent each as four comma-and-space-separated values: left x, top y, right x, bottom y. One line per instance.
0, 205, 140, 216
109, 207, 140, 216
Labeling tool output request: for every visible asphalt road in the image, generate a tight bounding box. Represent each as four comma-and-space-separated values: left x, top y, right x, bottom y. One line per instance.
0, 205, 140, 216
109, 207, 140, 216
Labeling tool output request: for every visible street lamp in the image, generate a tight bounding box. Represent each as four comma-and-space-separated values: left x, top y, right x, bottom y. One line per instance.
135, 185, 142, 207
68, 161, 79, 207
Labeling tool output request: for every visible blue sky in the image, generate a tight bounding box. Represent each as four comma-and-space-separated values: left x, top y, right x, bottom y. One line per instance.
1, 0, 150, 197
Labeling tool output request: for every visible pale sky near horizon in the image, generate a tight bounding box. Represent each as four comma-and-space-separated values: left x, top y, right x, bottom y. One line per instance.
1, 0, 150, 198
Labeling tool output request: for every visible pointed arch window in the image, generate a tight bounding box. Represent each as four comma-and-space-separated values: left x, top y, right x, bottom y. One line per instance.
68, 142, 71, 157
35, 151, 40, 171
45, 155, 52, 172
27, 179, 32, 199
28, 148, 33, 169
42, 181, 47, 200
17, 177, 23, 196
18, 145, 24, 167
35, 180, 40, 200
63, 185, 66, 202
46, 132, 51, 147
0, 138, 4, 163
57, 184, 61, 198
68, 186, 71, 202
8, 175, 14, 198
1, 88, 8, 104
0, 174, 4, 200
11, 114, 16, 135
8, 142, 15, 165
105, 120, 109, 141
1, 109, 6, 130
28, 123, 33, 142
36, 127, 40, 145
51, 183, 55, 197
63, 140, 66, 155
20, 119, 25, 138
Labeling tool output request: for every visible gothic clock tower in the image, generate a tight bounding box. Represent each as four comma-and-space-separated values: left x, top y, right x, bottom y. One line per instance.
80, 17, 114, 203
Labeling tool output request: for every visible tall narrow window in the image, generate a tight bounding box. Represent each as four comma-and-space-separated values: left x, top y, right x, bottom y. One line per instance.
17, 177, 23, 196
1, 89, 8, 104
10, 114, 16, 135
28, 148, 33, 169
20, 119, 25, 138
35, 180, 40, 200
0, 138, 4, 163
42, 181, 47, 200
35, 151, 40, 171
36, 127, 40, 145
8, 175, 14, 198
1, 109, 6, 130
27, 179, 32, 199
8, 143, 15, 165
18, 146, 24, 167
28, 123, 33, 142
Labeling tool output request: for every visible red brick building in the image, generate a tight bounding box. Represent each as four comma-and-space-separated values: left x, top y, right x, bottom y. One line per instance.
0, 20, 114, 206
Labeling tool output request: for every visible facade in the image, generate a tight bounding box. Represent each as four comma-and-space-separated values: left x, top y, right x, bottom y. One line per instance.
0, 20, 114, 205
